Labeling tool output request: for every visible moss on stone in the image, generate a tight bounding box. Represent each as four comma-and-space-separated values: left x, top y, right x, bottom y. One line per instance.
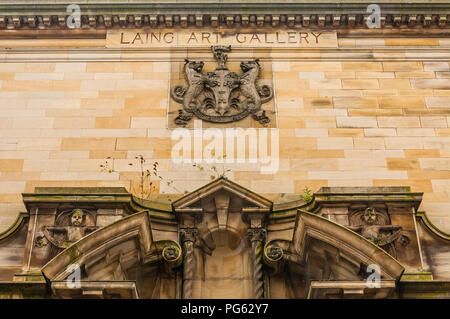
66, 245, 81, 265
401, 272, 433, 281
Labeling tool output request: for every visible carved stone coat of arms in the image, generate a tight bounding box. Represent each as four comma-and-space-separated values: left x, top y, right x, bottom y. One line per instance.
170, 46, 274, 127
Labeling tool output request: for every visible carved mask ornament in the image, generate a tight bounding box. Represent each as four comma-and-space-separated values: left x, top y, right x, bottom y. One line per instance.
70, 208, 83, 226
42, 208, 98, 250
171, 46, 273, 126
348, 207, 410, 258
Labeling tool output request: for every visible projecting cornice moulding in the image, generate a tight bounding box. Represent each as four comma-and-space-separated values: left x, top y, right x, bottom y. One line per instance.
1, 2, 450, 33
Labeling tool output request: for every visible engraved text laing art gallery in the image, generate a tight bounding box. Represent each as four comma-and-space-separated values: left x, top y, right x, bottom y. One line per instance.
119, 31, 325, 45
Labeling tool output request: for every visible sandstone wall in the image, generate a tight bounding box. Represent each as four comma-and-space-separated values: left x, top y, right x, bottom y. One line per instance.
0, 36, 449, 234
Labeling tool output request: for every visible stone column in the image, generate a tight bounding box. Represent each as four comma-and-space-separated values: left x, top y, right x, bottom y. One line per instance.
180, 228, 197, 299
248, 228, 266, 299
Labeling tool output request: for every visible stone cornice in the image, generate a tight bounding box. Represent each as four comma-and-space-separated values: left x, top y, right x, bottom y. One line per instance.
416, 211, 450, 242
22, 187, 175, 216
303, 186, 424, 214
0, 212, 28, 243
0, 2, 450, 31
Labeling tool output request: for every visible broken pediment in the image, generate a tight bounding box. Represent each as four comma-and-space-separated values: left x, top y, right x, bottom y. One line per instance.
172, 178, 273, 298
173, 177, 272, 210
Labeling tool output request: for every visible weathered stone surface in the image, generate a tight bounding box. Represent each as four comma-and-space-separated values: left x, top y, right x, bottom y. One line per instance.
0, 0, 449, 299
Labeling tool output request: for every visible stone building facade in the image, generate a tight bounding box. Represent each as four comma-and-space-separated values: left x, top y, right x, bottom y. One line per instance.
0, 0, 449, 298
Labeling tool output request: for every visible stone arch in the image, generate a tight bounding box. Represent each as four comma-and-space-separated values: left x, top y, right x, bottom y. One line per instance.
266, 211, 405, 298
41, 211, 181, 298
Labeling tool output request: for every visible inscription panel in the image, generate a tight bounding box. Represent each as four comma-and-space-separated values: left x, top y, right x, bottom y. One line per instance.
107, 29, 338, 48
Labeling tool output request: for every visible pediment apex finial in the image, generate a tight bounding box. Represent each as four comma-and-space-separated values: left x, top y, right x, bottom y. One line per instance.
172, 177, 272, 212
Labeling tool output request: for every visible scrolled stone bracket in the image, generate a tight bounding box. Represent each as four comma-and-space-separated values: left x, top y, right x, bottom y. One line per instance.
160, 241, 183, 276
263, 242, 285, 275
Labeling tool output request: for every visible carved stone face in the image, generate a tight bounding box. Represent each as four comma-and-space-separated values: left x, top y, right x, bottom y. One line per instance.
187, 61, 204, 73
71, 209, 83, 227
363, 207, 376, 224
240, 60, 260, 73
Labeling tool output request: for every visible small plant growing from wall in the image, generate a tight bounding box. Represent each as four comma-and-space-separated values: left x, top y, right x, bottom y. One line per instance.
128, 155, 158, 200
100, 156, 157, 200
299, 186, 313, 203
193, 155, 232, 181
99, 157, 114, 174
100, 156, 171, 200
100, 155, 232, 200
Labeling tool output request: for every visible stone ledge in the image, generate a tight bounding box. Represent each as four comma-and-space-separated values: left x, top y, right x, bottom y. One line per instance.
22, 187, 174, 215
317, 186, 413, 194
397, 280, 450, 298
34, 186, 129, 194
401, 272, 434, 281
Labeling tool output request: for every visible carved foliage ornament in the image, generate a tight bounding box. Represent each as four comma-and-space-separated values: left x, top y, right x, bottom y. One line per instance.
171, 46, 273, 126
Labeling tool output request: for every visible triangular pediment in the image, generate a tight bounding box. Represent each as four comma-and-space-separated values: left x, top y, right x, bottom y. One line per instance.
172, 177, 272, 211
